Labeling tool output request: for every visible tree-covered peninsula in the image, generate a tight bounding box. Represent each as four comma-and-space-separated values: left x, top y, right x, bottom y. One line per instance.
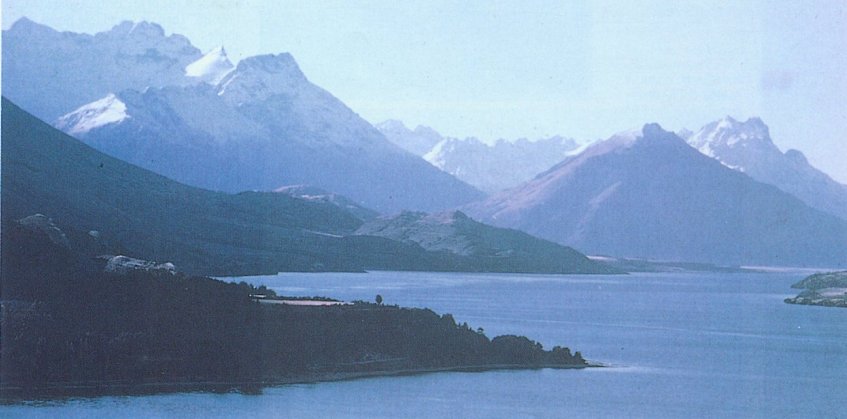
1, 216, 589, 399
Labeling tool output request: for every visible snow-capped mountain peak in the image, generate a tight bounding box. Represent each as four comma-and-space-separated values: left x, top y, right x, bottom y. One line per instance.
686, 116, 847, 221
217, 53, 308, 103
185, 46, 234, 85
55, 93, 129, 135
689, 116, 772, 158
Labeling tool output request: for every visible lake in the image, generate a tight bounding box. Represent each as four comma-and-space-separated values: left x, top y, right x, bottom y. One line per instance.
4, 271, 846, 418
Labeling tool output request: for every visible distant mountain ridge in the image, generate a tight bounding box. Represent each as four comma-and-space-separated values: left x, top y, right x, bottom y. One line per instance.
5, 18, 483, 213
684, 116, 847, 221
377, 120, 580, 193
465, 123, 847, 267
2, 18, 201, 122
374, 119, 445, 156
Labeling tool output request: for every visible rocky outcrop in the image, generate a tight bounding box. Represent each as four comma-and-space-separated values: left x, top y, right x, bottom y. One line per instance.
790, 271, 847, 290
785, 271, 847, 308
18, 214, 70, 249
103, 255, 176, 276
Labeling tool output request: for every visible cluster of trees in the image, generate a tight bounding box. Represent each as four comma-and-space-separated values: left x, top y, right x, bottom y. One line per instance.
1, 218, 586, 396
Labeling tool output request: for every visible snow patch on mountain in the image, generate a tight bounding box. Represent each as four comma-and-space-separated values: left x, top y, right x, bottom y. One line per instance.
377, 120, 580, 193
688, 116, 771, 159
464, 122, 847, 267
3, 17, 202, 121
56, 94, 129, 135
217, 53, 307, 103
687, 116, 847, 220
185, 46, 234, 85
14, 18, 482, 213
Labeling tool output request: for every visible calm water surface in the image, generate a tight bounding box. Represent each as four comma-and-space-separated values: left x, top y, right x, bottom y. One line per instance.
4, 271, 846, 418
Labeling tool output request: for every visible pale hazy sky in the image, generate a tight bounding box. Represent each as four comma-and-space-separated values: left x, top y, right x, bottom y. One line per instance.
3, 1, 846, 182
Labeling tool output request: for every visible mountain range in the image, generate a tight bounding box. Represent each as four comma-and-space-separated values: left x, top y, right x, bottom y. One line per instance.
464, 124, 847, 267
2, 97, 609, 275
3, 18, 483, 214
684, 116, 847, 221
5, 17, 846, 270
376, 120, 580, 193
2, 18, 200, 122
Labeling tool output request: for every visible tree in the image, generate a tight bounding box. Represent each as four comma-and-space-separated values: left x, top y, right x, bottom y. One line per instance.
375, 294, 383, 305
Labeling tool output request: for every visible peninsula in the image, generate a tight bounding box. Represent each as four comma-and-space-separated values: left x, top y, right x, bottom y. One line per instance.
1, 216, 591, 400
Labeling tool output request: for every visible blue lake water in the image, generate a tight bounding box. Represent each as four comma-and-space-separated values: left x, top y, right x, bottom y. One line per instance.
5, 271, 846, 418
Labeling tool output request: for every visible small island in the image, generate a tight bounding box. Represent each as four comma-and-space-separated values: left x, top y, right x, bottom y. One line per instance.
784, 271, 847, 308
1, 216, 592, 400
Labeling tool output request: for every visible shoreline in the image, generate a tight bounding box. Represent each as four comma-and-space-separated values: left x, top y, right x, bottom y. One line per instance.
0, 362, 599, 403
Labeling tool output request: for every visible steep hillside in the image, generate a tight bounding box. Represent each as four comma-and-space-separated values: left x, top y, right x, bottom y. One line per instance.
4, 18, 483, 213
465, 124, 847, 267
2, 98, 373, 274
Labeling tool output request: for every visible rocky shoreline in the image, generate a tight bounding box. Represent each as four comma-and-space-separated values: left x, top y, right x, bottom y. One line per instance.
784, 271, 847, 308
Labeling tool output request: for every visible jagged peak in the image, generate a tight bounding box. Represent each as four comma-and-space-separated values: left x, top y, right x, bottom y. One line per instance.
688, 115, 774, 155
575, 123, 684, 160
7, 17, 52, 33
711, 115, 769, 136
784, 149, 809, 165
375, 119, 409, 131
217, 53, 308, 100
633, 123, 685, 147
717, 115, 739, 126
676, 128, 694, 140
413, 124, 442, 136
745, 116, 766, 127
234, 53, 305, 79
642, 122, 669, 137
110, 20, 166, 37
185, 45, 235, 84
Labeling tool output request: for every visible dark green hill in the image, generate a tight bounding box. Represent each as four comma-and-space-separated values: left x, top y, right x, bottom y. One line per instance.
2, 97, 378, 275
356, 211, 619, 274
